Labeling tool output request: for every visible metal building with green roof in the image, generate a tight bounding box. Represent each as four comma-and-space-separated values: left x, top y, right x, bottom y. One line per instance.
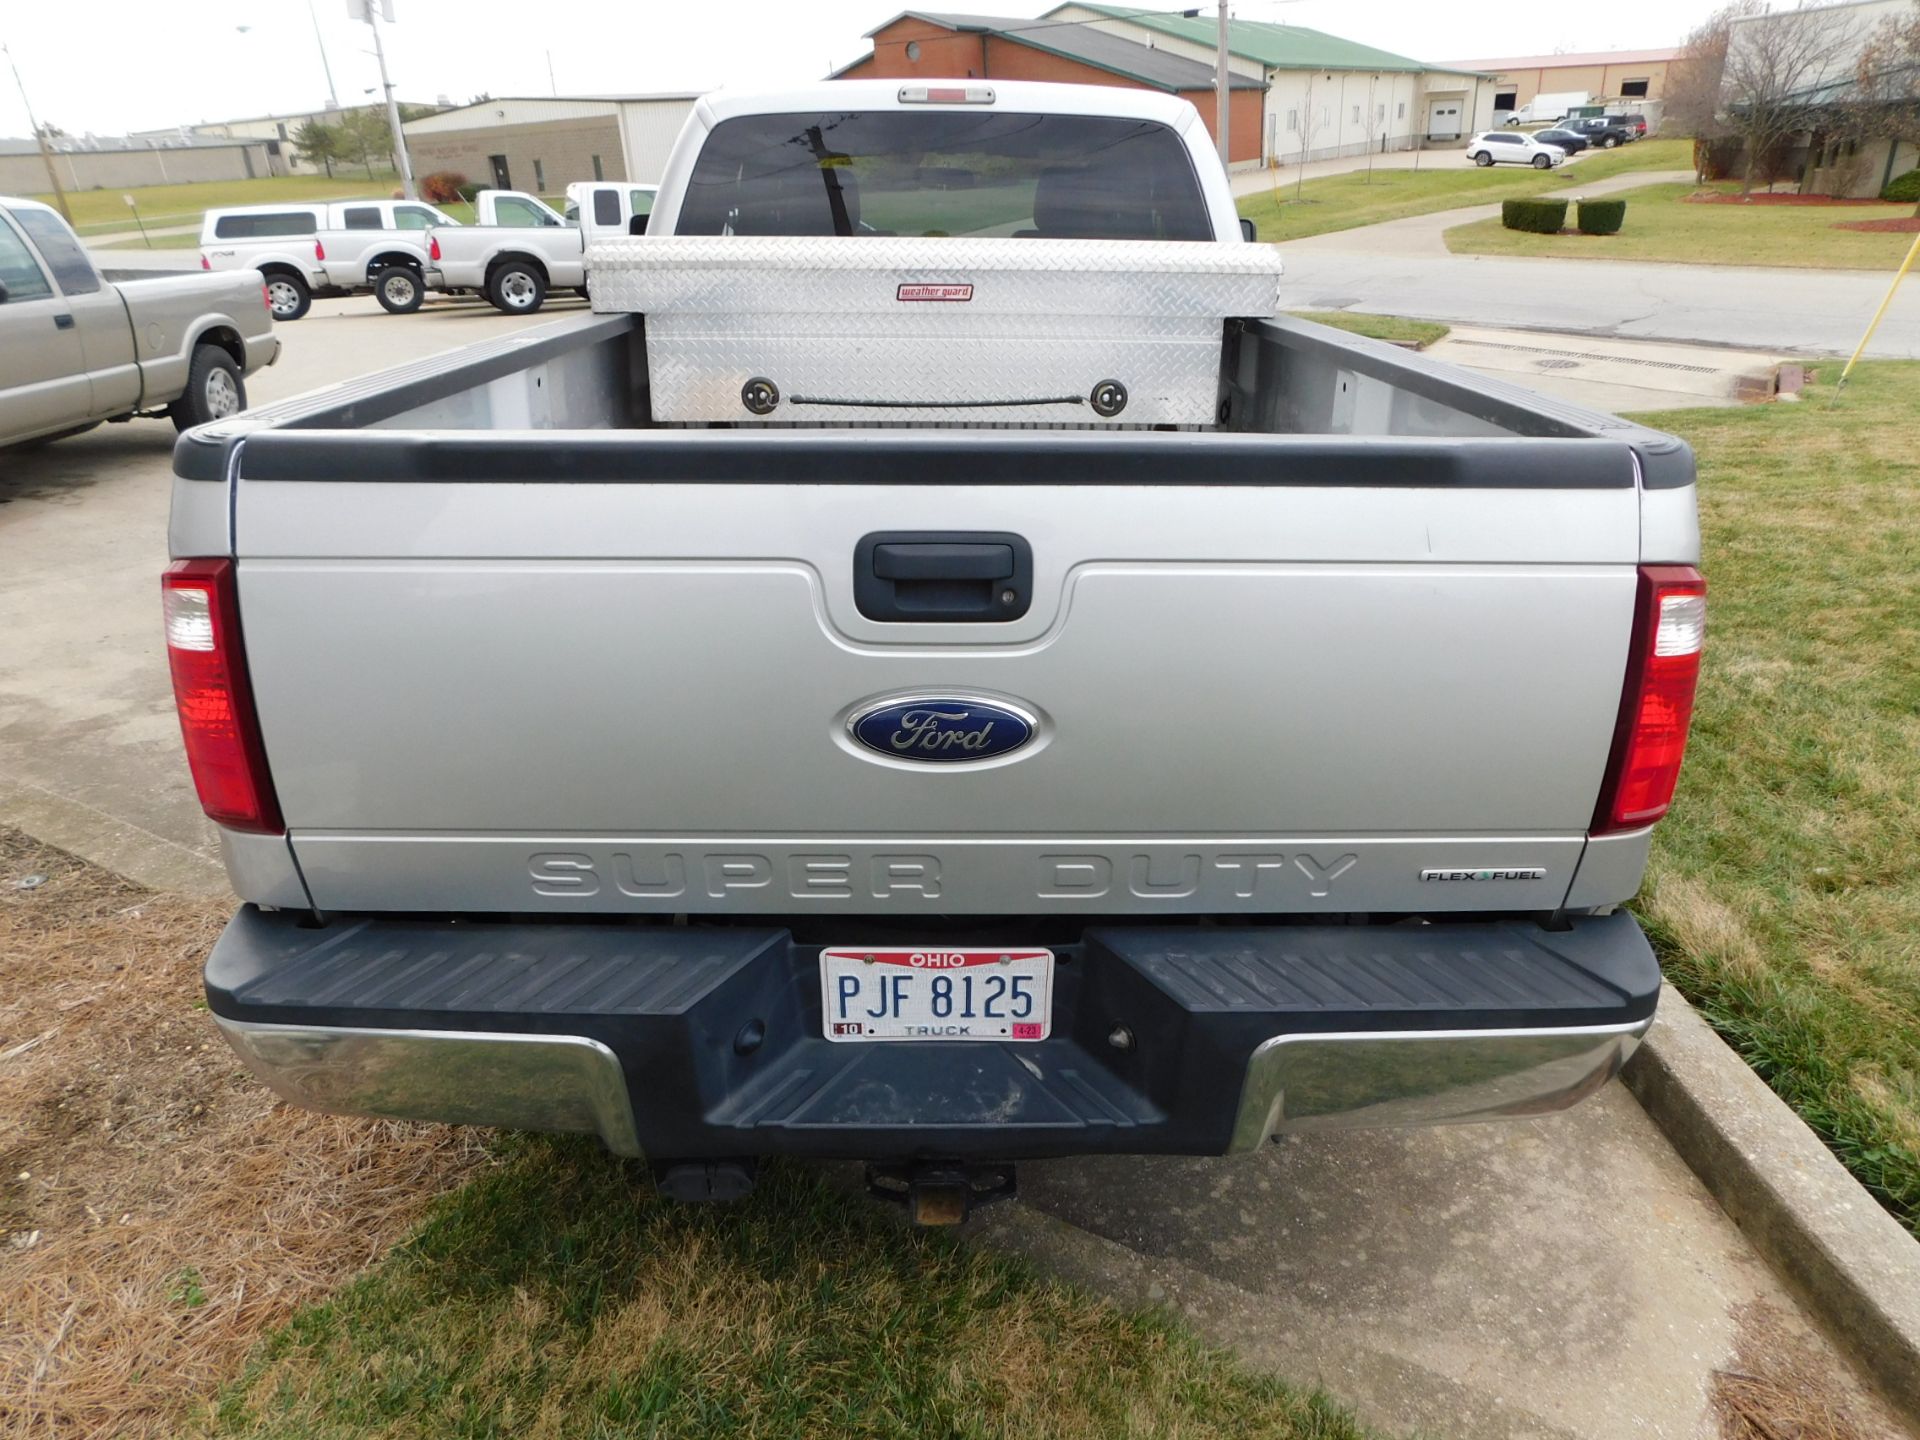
1044, 4, 1496, 167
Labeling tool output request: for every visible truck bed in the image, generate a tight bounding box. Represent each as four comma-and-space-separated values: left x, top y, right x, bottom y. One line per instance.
173, 309, 1694, 921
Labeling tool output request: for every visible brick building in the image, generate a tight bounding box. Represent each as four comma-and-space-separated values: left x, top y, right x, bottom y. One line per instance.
833, 11, 1268, 165
401, 94, 699, 195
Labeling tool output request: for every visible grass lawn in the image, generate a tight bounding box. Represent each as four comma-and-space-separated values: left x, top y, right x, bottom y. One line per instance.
1628, 363, 1920, 1236
1288, 311, 1450, 347
1445, 181, 1918, 269
31, 175, 399, 236
98, 230, 204, 250
198, 1141, 1371, 1440
1237, 136, 1692, 243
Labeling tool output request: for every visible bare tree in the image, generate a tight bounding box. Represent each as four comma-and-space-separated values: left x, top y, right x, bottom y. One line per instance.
1362, 75, 1384, 184
1720, 1, 1867, 193
1663, 0, 1762, 155
1289, 75, 1322, 199
1845, 1, 1920, 208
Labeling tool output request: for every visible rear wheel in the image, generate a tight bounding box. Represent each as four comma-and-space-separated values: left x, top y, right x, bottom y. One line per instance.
1532, 154, 1552, 169
487, 261, 547, 314
1473, 151, 1493, 167
373, 265, 425, 314
261, 268, 311, 322
1602, 136, 1618, 149
170, 345, 246, 432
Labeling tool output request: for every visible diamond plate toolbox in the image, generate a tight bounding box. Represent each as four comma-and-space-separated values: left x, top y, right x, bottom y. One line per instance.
587, 236, 1283, 425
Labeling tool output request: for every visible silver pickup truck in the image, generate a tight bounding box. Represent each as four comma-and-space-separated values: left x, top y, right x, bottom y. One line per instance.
2, 198, 277, 450
165, 82, 1702, 1222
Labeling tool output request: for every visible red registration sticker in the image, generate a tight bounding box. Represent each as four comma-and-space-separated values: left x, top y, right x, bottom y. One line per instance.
820, 947, 1053, 1042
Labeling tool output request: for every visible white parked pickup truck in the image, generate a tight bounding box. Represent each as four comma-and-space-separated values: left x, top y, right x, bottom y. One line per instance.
422, 182, 655, 313
201, 197, 458, 320
2, 197, 277, 449
168, 81, 1701, 1224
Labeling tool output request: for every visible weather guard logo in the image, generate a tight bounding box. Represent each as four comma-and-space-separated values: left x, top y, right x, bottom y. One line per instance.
896, 283, 973, 302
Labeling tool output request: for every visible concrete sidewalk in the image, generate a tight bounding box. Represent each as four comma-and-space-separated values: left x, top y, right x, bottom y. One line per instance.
985, 1088, 1913, 1439
1427, 325, 1786, 413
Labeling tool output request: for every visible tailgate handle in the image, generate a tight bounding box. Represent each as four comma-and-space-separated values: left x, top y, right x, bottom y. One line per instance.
873, 543, 1013, 581
855, 531, 1033, 623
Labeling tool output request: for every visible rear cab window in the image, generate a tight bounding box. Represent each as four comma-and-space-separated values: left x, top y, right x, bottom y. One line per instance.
341, 206, 383, 230
676, 110, 1212, 240
9, 206, 100, 295
0, 212, 56, 301
213, 210, 320, 239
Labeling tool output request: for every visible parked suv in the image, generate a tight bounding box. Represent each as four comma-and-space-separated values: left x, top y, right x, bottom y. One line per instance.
1533, 126, 1591, 155
1604, 111, 1649, 139
1567, 117, 1634, 149
1466, 131, 1567, 168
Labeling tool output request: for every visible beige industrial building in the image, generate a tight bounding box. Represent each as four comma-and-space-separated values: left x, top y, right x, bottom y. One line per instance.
402, 94, 700, 194
0, 136, 277, 193
1433, 49, 1680, 115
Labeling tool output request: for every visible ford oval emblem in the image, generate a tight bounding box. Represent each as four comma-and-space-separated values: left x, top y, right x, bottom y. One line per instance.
849, 695, 1035, 764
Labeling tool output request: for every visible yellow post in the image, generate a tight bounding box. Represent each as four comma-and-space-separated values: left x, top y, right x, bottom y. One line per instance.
1832, 228, 1920, 402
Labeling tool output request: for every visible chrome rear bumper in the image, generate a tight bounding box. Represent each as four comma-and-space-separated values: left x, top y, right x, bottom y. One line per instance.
206, 908, 1660, 1161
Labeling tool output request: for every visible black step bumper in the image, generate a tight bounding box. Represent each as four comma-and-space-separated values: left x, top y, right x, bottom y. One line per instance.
205, 908, 1660, 1161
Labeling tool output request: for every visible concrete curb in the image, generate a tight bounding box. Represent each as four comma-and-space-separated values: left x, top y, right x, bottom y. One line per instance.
0, 780, 228, 897
1623, 982, 1920, 1422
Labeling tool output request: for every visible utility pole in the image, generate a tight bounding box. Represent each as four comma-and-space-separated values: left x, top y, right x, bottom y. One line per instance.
309, 0, 340, 108
3, 42, 71, 222
356, 0, 416, 198
1215, 0, 1231, 168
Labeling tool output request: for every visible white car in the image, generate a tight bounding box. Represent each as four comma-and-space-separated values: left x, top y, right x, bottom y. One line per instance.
1465, 131, 1567, 169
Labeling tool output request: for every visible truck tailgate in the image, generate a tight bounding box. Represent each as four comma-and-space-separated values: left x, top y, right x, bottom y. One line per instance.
229, 429, 1640, 916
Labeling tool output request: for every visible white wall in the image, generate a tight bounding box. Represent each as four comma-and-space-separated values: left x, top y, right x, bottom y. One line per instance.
615, 99, 699, 184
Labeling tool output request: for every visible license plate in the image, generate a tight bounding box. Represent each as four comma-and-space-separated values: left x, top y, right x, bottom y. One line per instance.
819, 947, 1053, 1043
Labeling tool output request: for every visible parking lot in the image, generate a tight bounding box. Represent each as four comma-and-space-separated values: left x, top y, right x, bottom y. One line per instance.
2, 293, 1912, 1438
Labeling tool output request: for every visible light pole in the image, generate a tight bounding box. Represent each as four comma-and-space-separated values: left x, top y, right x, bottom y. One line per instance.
3, 42, 71, 222
352, 0, 416, 198
310, 0, 340, 109
1216, 1, 1231, 169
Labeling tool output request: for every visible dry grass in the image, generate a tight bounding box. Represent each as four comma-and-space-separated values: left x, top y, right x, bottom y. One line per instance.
1709, 1301, 1903, 1440
0, 829, 488, 1440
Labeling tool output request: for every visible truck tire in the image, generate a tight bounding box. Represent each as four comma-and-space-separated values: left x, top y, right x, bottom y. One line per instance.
170, 345, 247, 432
373, 265, 425, 315
1601, 136, 1618, 149
488, 261, 547, 314
261, 268, 311, 322
1473, 151, 1493, 167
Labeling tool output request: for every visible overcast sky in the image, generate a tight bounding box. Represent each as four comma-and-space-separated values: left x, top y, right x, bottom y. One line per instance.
3, 0, 1733, 139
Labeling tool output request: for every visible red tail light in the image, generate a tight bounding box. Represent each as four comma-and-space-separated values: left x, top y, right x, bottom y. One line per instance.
162, 560, 283, 834
200, 252, 211, 270
1592, 565, 1706, 834
429, 234, 441, 261
314, 238, 326, 261
261, 282, 272, 312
